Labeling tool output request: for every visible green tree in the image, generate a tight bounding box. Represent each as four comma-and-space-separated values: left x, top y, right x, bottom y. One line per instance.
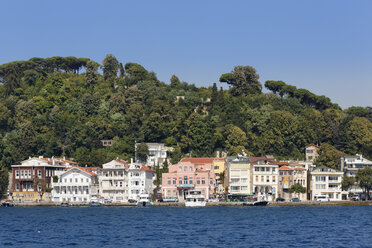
85, 60, 99, 85
356, 166, 372, 200
315, 143, 345, 170
219, 65, 262, 96
136, 143, 149, 163
0, 167, 9, 196
170, 75, 181, 88
264, 80, 286, 95
288, 183, 306, 197
102, 54, 119, 80
225, 124, 248, 156
341, 176, 355, 192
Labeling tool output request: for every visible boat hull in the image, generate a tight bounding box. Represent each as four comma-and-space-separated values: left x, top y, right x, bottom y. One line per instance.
185, 201, 206, 207
137, 201, 152, 207
243, 201, 268, 206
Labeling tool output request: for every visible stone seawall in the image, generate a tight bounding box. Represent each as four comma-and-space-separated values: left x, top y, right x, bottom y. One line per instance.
8, 201, 372, 207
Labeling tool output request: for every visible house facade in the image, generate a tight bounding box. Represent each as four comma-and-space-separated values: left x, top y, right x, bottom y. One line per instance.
51, 167, 99, 203
136, 143, 168, 167
305, 144, 320, 162
310, 166, 343, 201
11, 157, 74, 202
225, 158, 252, 196
128, 163, 155, 201
278, 165, 307, 201
99, 159, 129, 203
161, 161, 216, 201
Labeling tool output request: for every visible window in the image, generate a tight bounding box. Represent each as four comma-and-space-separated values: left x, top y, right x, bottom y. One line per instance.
196, 178, 200, 184
315, 184, 326, 189
178, 167, 182, 172
184, 176, 188, 184
231, 178, 239, 183
266, 167, 270, 172
15, 170, 19, 178
21, 170, 24, 178
272, 176, 276, 183
28, 170, 31, 178
255, 167, 259, 171
260, 167, 265, 171
16, 183, 20, 191
81, 178, 83, 182
241, 186, 248, 191
214, 166, 219, 170
231, 186, 240, 191
173, 178, 176, 184
329, 184, 338, 189
272, 168, 276, 172
255, 176, 258, 182
75, 178, 78, 183
167, 178, 171, 185
261, 176, 264, 182
184, 166, 187, 172
70, 178, 72, 183
38, 170, 42, 178
329, 176, 338, 181
189, 166, 192, 172
280, 172, 283, 175
266, 176, 270, 183
241, 178, 248, 183
120, 181, 123, 187
179, 177, 182, 184
202, 178, 205, 184
189, 178, 193, 184
316, 176, 326, 182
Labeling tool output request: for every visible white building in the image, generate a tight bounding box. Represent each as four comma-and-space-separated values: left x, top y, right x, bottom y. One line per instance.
252, 163, 279, 201
128, 162, 155, 201
98, 159, 129, 203
51, 167, 99, 203
136, 143, 168, 167
226, 158, 252, 195
310, 166, 343, 201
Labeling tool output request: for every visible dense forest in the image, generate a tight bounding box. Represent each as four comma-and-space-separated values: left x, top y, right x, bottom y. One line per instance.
0, 55, 372, 170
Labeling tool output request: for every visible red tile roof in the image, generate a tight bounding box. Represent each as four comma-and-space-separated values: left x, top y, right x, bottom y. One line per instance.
129, 165, 155, 172
68, 167, 97, 176
294, 167, 306, 171
279, 166, 293, 171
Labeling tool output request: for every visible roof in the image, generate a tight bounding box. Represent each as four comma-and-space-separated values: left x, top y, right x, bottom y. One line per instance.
40, 157, 78, 165
294, 167, 306, 171
279, 166, 293, 171
180, 157, 224, 164
115, 160, 129, 165
306, 144, 320, 149
68, 167, 97, 176
129, 165, 155, 173
250, 156, 276, 164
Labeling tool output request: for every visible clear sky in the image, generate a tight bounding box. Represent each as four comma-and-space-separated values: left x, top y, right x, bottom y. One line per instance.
1, 0, 371, 108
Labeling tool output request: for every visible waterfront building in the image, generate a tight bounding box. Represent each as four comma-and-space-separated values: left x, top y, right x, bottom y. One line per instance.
11, 156, 76, 202
225, 157, 252, 196
180, 157, 225, 196
251, 156, 279, 201
339, 154, 372, 198
51, 167, 99, 203
161, 161, 216, 201
128, 162, 155, 201
310, 166, 344, 201
278, 164, 307, 201
305, 144, 319, 162
98, 159, 129, 203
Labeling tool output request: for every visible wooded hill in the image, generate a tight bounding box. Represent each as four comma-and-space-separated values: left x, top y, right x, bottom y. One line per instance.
0, 55, 371, 169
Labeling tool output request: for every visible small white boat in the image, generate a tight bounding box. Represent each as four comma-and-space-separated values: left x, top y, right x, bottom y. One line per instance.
89, 196, 103, 207
243, 195, 268, 206
185, 190, 206, 207
137, 194, 152, 207
1, 201, 14, 207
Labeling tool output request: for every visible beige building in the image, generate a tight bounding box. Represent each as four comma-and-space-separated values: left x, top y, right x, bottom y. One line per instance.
305, 144, 320, 162
278, 165, 307, 201
225, 158, 252, 195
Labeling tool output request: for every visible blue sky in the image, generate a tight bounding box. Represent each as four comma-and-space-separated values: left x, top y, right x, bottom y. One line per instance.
1, 0, 371, 108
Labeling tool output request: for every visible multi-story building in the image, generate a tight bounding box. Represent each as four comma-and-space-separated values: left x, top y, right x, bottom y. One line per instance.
161, 161, 216, 201
180, 157, 225, 196
305, 144, 320, 162
99, 159, 129, 203
11, 156, 77, 202
278, 165, 307, 201
310, 166, 343, 201
225, 157, 252, 195
51, 167, 99, 203
136, 143, 168, 167
128, 162, 155, 201
251, 156, 279, 201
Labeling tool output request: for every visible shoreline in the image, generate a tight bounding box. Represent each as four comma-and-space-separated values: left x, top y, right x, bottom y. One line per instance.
6, 201, 372, 207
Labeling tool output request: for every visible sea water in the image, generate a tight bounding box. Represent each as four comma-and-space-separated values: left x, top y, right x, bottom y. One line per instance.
0, 206, 371, 247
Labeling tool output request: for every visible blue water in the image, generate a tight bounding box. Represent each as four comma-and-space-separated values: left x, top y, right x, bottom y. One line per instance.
0, 206, 371, 247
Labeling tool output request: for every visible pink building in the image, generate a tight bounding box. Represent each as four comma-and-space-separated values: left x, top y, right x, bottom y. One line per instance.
161, 161, 216, 201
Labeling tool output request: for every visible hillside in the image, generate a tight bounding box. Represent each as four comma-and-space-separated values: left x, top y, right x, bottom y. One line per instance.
0, 55, 372, 168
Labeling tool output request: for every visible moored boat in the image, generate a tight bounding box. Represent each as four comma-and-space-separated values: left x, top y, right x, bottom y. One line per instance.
185, 190, 206, 207
243, 194, 268, 206
60, 201, 70, 207
1, 201, 14, 207
89, 196, 103, 207
137, 194, 152, 207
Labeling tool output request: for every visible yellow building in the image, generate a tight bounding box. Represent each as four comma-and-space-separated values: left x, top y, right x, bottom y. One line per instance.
212, 158, 227, 195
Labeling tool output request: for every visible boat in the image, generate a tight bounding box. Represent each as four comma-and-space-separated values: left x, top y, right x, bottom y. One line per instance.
185, 190, 206, 207
242, 195, 268, 206
89, 196, 103, 207
60, 201, 70, 207
1, 201, 14, 207
137, 194, 152, 207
